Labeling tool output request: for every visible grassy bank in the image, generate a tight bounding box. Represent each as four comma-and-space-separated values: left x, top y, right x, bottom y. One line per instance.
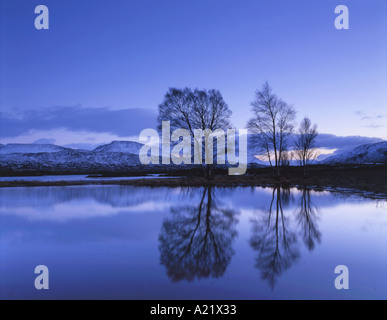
0, 165, 386, 197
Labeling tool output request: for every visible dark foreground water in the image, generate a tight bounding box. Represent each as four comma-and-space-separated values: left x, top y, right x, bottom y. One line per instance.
0, 185, 386, 300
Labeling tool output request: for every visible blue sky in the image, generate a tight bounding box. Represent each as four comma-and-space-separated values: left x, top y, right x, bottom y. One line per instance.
0, 0, 386, 148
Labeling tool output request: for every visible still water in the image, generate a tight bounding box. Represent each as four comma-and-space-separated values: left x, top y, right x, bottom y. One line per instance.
0, 185, 386, 299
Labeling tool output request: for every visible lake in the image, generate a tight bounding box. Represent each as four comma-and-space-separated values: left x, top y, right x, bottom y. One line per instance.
0, 185, 386, 299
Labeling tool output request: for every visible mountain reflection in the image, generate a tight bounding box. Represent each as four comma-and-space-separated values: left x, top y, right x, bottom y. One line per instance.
250, 187, 321, 289
159, 187, 239, 282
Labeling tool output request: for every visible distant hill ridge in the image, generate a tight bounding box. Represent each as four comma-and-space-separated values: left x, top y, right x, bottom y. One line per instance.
0, 140, 265, 174
0, 141, 146, 174
324, 141, 387, 164
93, 141, 144, 154
0, 143, 70, 154
1, 140, 385, 175
0, 141, 144, 155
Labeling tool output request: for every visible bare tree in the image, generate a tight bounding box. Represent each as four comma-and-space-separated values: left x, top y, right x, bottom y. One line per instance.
247, 82, 296, 177
158, 88, 232, 180
293, 117, 319, 177
280, 150, 292, 174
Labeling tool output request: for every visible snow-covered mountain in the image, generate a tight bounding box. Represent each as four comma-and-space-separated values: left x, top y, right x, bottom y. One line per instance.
0, 140, 264, 174
0, 143, 69, 154
0, 142, 146, 173
93, 141, 144, 154
324, 141, 387, 164
3, 138, 384, 174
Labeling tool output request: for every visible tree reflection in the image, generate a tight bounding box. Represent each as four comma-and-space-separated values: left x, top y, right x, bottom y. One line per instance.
250, 187, 300, 289
296, 189, 321, 251
159, 187, 239, 282
250, 187, 323, 289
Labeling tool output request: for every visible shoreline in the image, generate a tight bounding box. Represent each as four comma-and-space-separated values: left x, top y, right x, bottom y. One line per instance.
1, 165, 386, 198
1, 174, 386, 199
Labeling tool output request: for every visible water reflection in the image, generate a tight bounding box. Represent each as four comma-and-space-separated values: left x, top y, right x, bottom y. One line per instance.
158, 187, 325, 286
0, 185, 386, 299
296, 189, 321, 251
159, 187, 239, 282
250, 187, 322, 289
250, 187, 300, 289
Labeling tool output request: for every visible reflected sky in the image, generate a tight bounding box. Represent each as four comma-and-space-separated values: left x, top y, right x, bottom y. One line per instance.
0, 186, 386, 299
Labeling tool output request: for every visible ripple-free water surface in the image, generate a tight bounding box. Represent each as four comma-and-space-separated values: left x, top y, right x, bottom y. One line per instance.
0, 185, 386, 299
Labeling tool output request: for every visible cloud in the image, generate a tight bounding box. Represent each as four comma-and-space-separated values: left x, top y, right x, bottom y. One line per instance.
364, 124, 385, 129
0, 106, 157, 138
63, 143, 103, 151
315, 134, 384, 150
355, 110, 385, 122
354, 110, 386, 131
249, 134, 384, 158
33, 138, 56, 144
